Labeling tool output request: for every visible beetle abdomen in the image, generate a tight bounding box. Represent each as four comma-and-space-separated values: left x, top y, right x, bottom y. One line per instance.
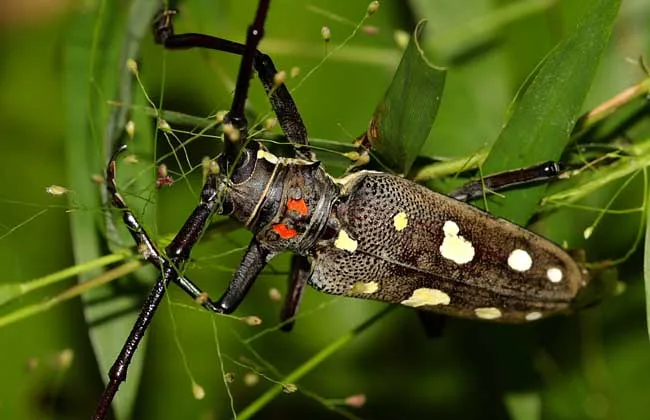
310, 172, 588, 322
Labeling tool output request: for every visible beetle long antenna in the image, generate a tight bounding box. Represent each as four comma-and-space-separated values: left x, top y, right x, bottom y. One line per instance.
153, 5, 312, 159
224, 0, 271, 168
93, 3, 273, 419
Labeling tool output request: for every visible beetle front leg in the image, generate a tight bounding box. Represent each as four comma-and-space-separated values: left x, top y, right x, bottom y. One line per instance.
215, 239, 273, 313
107, 146, 223, 311
97, 149, 224, 419
93, 265, 173, 420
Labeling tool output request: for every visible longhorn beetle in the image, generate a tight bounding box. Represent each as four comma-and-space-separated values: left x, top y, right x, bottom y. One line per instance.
94, 1, 590, 418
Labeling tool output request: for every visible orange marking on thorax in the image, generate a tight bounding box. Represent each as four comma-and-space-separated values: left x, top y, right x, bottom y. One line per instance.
287, 198, 308, 216
272, 223, 297, 239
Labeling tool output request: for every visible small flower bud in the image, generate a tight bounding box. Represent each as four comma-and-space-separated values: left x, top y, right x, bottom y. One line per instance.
223, 123, 240, 142
345, 394, 367, 408
282, 383, 297, 393
195, 292, 210, 305
343, 151, 360, 161
394, 30, 409, 50
264, 118, 278, 131
125, 120, 135, 140
155, 164, 173, 189
244, 372, 260, 387
362, 25, 379, 36
126, 58, 138, 75
192, 383, 205, 400
268, 288, 282, 302
45, 185, 69, 196
273, 70, 287, 87
158, 119, 171, 132
321, 26, 331, 43
123, 154, 139, 164
367, 1, 380, 16
55, 349, 74, 371
216, 110, 228, 123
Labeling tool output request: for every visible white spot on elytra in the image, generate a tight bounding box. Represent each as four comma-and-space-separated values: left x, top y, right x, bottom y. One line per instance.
350, 281, 379, 294
474, 307, 502, 320
401, 288, 450, 307
508, 249, 532, 272
439, 221, 475, 264
334, 230, 358, 252
256, 149, 279, 164
393, 212, 408, 231
525, 312, 543, 321
546, 267, 563, 283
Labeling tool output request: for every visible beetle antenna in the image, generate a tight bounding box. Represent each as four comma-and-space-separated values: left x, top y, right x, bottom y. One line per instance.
224, 0, 271, 168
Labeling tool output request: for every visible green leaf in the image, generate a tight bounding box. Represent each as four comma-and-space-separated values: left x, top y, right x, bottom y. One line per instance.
365, 21, 446, 175
645, 184, 650, 342
480, 0, 621, 225
504, 392, 541, 420
64, 0, 159, 418
0, 284, 22, 307
421, 0, 556, 63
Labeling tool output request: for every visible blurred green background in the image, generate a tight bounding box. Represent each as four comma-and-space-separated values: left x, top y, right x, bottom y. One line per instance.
1, 0, 650, 419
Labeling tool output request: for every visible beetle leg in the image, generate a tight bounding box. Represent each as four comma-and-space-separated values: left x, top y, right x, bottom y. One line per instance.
107, 146, 221, 311
97, 2, 275, 418
98, 146, 228, 419
450, 161, 562, 202
93, 267, 170, 420
280, 255, 311, 331
214, 239, 273, 313
416, 312, 447, 338
153, 7, 314, 161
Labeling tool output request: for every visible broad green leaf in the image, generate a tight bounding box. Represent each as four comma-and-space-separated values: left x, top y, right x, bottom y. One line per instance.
65, 0, 158, 418
96, 0, 160, 418
645, 183, 650, 341
504, 392, 541, 420
420, 0, 556, 63
364, 21, 446, 175
408, 0, 527, 159
480, 0, 621, 225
